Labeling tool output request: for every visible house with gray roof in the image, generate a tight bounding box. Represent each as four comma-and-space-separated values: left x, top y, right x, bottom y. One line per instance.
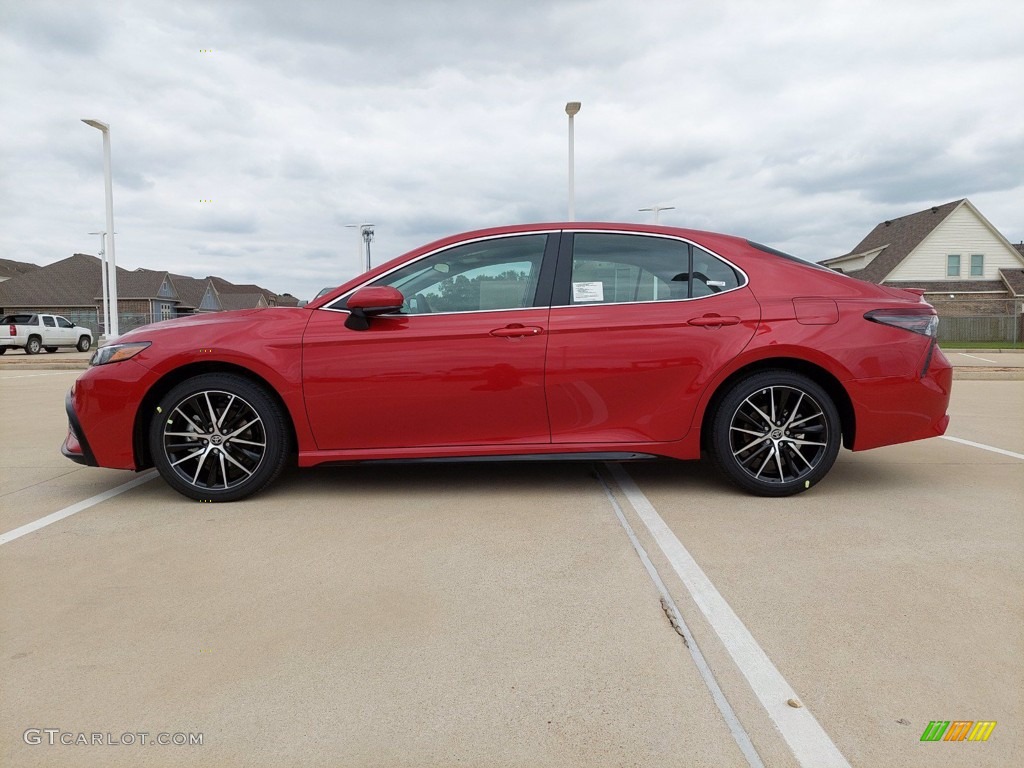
824, 199, 1024, 322
0, 253, 300, 335
0, 258, 40, 282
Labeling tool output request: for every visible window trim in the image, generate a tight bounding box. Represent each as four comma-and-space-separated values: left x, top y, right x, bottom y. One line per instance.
969, 253, 984, 278
550, 229, 749, 309
321, 231, 561, 315
947, 254, 961, 277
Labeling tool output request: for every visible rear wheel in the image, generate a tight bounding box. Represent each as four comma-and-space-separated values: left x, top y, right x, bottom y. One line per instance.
149, 373, 291, 502
25, 336, 41, 355
708, 370, 841, 496
0, 347, 7, 355
77, 336, 92, 352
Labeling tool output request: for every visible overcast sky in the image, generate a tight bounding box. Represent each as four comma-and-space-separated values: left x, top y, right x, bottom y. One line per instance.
2, 0, 1022, 301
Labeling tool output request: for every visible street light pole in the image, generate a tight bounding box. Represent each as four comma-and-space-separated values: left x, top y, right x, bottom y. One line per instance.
87, 231, 111, 337
82, 119, 119, 339
565, 102, 581, 221
361, 225, 375, 270
345, 223, 375, 273
639, 205, 675, 224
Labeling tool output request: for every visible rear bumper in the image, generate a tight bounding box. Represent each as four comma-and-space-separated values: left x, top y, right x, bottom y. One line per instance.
847, 346, 953, 451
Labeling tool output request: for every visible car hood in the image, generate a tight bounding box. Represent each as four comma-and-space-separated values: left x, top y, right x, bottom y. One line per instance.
108, 308, 308, 344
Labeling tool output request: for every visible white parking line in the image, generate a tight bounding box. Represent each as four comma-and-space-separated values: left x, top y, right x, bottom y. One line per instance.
598, 471, 764, 768
605, 463, 851, 768
941, 435, 1024, 461
0, 371, 81, 379
957, 352, 998, 363
0, 471, 157, 546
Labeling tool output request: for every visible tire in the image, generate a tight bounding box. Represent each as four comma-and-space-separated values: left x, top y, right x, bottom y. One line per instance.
77, 336, 92, 352
149, 373, 291, 502
25, 336, 41, 355
45, 346, 58, 353
708, 370, 841, 497
0, 347, 6, 355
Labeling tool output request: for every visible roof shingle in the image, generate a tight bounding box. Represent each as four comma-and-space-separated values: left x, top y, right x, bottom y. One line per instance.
828, 199, 964, 284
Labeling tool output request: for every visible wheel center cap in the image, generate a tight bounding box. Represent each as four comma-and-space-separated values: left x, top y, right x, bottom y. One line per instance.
210, 434, 224, 446
771, 428, 783, 440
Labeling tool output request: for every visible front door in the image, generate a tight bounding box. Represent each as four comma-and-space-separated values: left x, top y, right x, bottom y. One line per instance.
303, 233, 557, 451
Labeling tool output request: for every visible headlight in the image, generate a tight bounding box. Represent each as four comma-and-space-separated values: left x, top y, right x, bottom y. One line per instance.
90, 341, 151, 366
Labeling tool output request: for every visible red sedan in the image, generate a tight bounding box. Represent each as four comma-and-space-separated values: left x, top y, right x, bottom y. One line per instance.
63, 223, 952, 501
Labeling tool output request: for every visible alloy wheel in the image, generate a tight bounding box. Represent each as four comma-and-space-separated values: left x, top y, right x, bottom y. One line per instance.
161, 389, 268, 491
727, 385, 829, 485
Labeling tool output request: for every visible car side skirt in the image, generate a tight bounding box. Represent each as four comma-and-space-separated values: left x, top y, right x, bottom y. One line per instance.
298, 439, 703, 468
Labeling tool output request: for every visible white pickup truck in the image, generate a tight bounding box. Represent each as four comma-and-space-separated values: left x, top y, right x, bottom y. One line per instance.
1, 313, 93, 355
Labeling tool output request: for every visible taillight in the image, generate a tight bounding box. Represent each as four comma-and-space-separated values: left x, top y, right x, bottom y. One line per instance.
8, 324, 14, 336
864, 308, 938, 337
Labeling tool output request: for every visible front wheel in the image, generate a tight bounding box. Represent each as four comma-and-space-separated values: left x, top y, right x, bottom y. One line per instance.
77, 336, 92, 352
708, 370, 841, 497
149, 373, 291, 502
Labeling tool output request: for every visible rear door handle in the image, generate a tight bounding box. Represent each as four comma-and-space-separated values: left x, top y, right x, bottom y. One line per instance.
490, 324, 543, 338
687, 314, 741, 328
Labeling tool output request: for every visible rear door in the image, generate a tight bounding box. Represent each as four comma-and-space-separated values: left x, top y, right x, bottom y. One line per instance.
40, 315, 60, 345
55, 316, 77, 345
545, 231, 760, 444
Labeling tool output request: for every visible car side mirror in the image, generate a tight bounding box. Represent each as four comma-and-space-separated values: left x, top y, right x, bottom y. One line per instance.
345, 286, 405, 330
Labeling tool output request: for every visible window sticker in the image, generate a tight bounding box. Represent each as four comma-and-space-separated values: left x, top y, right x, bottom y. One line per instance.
572, 281, 604, 302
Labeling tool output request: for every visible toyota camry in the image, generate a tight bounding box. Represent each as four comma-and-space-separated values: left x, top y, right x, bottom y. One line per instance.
63, 223, 952, 501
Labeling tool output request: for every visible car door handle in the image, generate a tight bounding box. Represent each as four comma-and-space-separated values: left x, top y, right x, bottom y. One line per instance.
490, 324, 543, 338
687, 314, 741, 327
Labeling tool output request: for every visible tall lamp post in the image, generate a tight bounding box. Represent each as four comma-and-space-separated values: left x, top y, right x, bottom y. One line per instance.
639, 205, 675, 224
82, 119, 119, 340
565, 101, 581, 221
87, 230, 111, 336
345, 223, 375, 273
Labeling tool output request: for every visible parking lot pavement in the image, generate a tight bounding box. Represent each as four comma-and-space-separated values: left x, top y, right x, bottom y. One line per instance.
1, 372, 1021, 767
617, 380, 1022, 768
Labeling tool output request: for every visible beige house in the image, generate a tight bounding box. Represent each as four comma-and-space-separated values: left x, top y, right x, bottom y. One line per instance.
824, 199, 1024, 319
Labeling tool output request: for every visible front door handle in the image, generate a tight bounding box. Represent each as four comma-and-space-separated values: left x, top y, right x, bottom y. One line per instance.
687, 314, 741, 328
490, 324, 543, 338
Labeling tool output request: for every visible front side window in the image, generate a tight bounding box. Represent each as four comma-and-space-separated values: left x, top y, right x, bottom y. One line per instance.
970, 254, 984, 277
947, 254, 961, 277
365, 234, 548, 314
569, 233, 740, 305
57, 317, 73, 328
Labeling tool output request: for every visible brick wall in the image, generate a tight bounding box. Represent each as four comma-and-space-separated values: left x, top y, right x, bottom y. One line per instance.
925, 296, 1015, 317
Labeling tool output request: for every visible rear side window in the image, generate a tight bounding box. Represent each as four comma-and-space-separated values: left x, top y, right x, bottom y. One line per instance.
691, 246, 741, 297
2, 314, 36, 324
43, 316, 56, 327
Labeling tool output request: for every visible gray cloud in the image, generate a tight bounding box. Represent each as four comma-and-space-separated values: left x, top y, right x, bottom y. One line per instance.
1, 0, 1022, 301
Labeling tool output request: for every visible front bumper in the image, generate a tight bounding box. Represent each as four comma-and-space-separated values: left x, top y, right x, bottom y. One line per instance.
62, 388, 98, 466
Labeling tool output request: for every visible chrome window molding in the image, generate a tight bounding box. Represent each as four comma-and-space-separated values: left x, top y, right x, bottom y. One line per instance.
320, 230, 558, 314
317, 228, 749, 315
